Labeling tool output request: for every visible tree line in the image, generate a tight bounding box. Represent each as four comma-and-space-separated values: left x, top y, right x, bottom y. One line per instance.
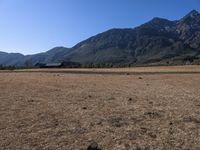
0, 65, 16, 70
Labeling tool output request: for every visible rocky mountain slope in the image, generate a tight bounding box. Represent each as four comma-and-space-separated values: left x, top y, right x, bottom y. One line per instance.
64, 10, 200, 65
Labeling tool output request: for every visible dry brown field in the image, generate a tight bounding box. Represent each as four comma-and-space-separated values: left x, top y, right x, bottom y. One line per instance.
0, 66, 200, 150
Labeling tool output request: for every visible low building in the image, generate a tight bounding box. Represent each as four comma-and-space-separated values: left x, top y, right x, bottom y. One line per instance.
35, 61, 81, 68
44, 63, 63, 68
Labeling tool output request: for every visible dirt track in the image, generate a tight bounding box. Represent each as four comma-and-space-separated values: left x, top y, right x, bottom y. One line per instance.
0, 66, 200, 150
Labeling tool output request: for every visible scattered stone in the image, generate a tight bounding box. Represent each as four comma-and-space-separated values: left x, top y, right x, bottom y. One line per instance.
82, 107, 87, 110
144, 112, 162, 118
169, 127, 173, 135
54, 121, 59, 126
140, 127, 148, 134
128, 98, 133, 101
195, 103, 200, 107
90, 120, 102, 127
54, 74, 60, 77
27, 99, 34, 102
87, 141, 99, 150
149, 101, 153, 105
148, 132, 157, 139
96, 121, 102, 125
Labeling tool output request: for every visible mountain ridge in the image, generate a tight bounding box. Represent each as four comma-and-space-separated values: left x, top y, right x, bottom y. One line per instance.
1, 10, 200, 67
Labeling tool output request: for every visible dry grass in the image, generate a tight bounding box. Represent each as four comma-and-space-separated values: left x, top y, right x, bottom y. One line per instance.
0, 66, 200, 150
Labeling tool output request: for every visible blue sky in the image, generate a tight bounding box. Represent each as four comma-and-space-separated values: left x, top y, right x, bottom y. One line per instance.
0, 0, 199, 54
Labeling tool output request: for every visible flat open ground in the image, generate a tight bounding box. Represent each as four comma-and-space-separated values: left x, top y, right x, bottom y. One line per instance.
0, 66, 200, 150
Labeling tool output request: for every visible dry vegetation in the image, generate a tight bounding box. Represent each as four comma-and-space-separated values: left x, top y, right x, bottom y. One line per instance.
0, 66, 200, 150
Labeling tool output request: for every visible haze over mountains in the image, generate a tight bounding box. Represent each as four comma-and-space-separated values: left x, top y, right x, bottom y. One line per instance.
1, 10, 200, 67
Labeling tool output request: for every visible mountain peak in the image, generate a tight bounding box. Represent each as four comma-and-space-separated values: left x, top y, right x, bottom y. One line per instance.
138, 17, 174, 30
179, 9, 200, 25
150, 17, 173, 24
188, 10, 199, 16
182, 10, 200, 20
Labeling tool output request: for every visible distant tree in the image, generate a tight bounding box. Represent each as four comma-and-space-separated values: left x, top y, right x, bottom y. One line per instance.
0, 64, 3, 70
7, 65, 16, 70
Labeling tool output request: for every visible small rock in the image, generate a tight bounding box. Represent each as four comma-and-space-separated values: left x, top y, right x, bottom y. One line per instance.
140, 127, 148, 134
196, 103, 200, 107
82, 107, 87, 110
128, 98, 133, 101
28, 99, 34, 102
87, 142, 99, 150
149, 101, 153, 105
148, 132, 157, 139
138, 77, 143, 79
96, 121, 102, 125
144, 112, 161, 118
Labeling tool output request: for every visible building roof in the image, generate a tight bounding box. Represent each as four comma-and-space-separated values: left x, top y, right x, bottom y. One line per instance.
45, 63, 62, 67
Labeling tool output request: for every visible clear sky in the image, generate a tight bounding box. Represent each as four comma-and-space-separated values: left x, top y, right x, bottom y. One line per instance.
0, 0, 199, 54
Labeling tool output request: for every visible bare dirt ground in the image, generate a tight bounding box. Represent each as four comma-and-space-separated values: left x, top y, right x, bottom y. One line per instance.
0, 66, 200, 150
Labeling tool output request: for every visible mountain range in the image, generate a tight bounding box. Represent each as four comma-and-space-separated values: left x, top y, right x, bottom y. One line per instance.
1, 10, 200, 67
